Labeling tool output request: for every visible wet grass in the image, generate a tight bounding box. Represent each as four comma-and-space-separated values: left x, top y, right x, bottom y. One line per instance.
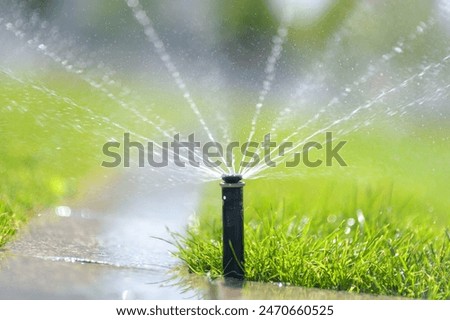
176, 126, 450, 299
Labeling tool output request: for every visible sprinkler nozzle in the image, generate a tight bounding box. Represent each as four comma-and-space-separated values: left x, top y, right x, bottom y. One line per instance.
221, 174, 243, 184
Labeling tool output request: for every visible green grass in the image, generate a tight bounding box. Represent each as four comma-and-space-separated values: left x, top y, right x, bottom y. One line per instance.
0, 73, 115, 247
175, 126, 450, 299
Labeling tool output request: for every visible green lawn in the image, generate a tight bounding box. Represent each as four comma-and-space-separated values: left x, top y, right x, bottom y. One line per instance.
175, 124, 450, 299
0, 73, 114, 247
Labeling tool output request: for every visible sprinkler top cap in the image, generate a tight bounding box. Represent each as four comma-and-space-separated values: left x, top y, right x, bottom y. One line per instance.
222, 174, 243, 184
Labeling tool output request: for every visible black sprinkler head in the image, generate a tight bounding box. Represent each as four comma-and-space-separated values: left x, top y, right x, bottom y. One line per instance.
220, 173, 245, 279
221, 174, 243, 184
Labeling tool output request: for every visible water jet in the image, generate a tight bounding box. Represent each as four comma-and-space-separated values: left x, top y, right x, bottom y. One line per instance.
221, 174, 245, 279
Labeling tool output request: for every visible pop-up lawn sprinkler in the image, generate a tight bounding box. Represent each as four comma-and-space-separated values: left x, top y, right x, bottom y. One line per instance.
221, 174, 245, 279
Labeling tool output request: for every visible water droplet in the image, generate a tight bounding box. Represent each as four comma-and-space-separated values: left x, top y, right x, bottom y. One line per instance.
144, 27, 155, 37
327, 215, 337, 223
55, 206, 71, 217
135, 10, 150, 25
356, 209, 365, 224
122, 290, 130, 300
347, 218, 355, 226
394, 47, 403, 53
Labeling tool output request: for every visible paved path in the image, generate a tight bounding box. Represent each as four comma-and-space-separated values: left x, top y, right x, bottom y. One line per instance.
0, 171, 201, 299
